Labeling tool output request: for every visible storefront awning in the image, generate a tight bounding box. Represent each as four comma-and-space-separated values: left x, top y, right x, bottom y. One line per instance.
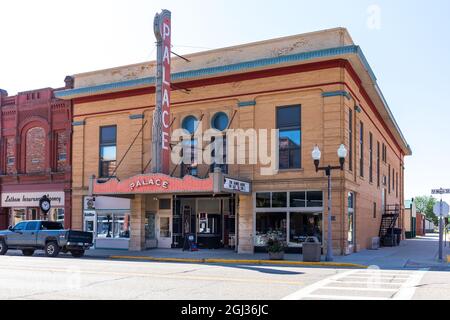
89, 172, 252, 196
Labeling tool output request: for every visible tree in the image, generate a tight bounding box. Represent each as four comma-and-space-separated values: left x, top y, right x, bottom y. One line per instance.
414, 196, 438, 225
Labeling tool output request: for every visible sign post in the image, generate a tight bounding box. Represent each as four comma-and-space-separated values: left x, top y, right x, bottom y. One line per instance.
432, 188, 450, 262
152, 9, 171, 174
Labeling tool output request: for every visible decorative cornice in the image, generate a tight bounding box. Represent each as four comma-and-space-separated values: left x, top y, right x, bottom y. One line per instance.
129, 114, 144, 120
238, 100, 256, 107
322, 90, 352, 100
72, 121, 86, 126
55, 45, 361, 100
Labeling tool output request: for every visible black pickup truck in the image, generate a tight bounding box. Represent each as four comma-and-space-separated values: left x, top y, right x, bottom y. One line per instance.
0, 220, 93, 257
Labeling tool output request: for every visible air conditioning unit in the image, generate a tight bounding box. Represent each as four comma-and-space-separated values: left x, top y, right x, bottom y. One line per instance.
369, 237, 380, 250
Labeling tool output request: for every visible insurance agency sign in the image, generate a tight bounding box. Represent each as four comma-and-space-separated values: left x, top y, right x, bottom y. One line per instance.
1, 192, 65, 207
151, 9, 172, 175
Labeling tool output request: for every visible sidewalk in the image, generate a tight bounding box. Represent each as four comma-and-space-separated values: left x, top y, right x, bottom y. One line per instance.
84, 234, 450, 269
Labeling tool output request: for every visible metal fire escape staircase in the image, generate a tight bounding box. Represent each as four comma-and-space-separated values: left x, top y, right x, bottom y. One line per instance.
379, 204, 400, 247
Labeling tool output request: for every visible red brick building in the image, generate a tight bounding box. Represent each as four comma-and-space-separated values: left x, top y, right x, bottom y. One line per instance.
0, 80, 72, 229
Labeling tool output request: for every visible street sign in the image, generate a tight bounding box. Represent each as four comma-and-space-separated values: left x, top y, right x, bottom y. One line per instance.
433, 201, 449, 217
431, 188, 450, 195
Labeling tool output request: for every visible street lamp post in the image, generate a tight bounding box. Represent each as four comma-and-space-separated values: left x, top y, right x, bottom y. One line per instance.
312, 144, 347, 262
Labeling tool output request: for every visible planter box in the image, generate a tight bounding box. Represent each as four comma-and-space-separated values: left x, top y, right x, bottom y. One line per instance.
268, 251, 285, 260
302, 242, 321, 262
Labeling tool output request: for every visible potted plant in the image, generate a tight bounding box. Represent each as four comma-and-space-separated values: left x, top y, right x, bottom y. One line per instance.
266, 232, 286, 260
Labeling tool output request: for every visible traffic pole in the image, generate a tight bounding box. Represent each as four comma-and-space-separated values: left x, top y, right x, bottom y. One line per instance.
439, 198, 443, 262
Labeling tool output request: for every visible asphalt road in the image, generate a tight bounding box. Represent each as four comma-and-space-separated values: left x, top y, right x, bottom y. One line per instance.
0, 253, 449, 300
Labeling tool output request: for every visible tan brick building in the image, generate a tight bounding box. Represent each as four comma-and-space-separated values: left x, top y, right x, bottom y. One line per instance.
56, 28, 411, 255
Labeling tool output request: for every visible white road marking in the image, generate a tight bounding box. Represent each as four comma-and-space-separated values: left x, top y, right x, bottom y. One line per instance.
306, 294, 390, 300
392, 269, 428, 300
322, 286, 397, 292
283, 269, 428, 300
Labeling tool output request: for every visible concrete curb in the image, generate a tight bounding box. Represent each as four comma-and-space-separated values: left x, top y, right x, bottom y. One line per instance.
109, 255, 368, 268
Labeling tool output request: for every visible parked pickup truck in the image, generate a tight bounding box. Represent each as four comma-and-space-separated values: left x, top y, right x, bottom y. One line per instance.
0, 220, 93, 258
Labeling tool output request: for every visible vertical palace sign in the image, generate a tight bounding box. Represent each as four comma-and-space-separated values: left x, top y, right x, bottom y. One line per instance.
152, 9, 171, 174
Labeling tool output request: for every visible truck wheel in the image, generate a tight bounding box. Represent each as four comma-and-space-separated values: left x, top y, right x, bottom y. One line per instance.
0, 239, 7, 255
45, 241, 60, 257
71, 250, 85, 258
22, 249, 35, 256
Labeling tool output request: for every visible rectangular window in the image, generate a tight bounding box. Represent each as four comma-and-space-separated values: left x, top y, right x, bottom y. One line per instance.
348, 192, 355, 244
348, 108, 353, 171
56, 131, 68, 172
359, 121, 364, 177
382, 143, 387, 163
377, 141, 380, 187
369, 132, 373, 183
6, 137, 15, 175
388, 164, 391, 194
272, 192, 287, 208
256, 193, 271, 208
289, 213, 322, 244
396, 172, 399, 198
99, 126, 117, 178
277, 105, 301, 170
255, 212, 287, 246
373, 202, 377, 219
392, 168, 395, 191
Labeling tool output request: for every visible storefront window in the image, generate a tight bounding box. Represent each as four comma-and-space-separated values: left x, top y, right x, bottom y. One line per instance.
96, 212, 130, 239
348, 192, 355, 244
271, 192, 287, 207
12, 208, 26, 226
113, 213, 130, 238
255, 191, 324, 248
48, 208, 64, 223
256, 193, 271, 208
255, 212, 287, 246
289, 213, 322, 244
307, 191, 323, 207
290, 192, 306, 207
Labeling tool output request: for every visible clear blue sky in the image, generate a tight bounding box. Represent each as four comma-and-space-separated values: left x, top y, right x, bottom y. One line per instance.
1, 0, 449, 201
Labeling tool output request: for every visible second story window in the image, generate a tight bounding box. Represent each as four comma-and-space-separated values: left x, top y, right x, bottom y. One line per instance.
369, 132, 373, 183
388, 164, 391, 194
99, 126, 117, 178
6, 137, 15, 175
277, 105, 301, 170
348, 108, 353, 171
56, 131, 68, 172
377, 141, 380, 187
181, 116, 199, 177
359, 121, 364, 177
210, 112, 229, 174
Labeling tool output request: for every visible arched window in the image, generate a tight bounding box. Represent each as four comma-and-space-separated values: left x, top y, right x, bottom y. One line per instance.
211, 112, 229, 131
210, 112, 229, 174
181, 116, 199, 177
26, 127, 46, 173
182, 115, 198, 134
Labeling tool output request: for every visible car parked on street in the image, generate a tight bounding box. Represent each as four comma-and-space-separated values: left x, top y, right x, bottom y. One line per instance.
0, 220, 93, 258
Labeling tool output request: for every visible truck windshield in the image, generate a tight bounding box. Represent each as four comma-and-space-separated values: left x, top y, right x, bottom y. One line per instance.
41, 222, 64, 230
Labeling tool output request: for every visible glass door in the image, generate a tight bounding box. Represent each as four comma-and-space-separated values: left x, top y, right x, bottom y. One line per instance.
157, 216, 172, 248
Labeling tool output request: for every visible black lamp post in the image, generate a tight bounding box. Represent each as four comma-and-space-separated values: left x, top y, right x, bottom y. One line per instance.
312, 144, 348, 261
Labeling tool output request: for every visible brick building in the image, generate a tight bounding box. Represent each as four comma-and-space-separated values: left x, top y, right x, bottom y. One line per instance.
55, 28, 411, 255
0, 82, 72, 229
